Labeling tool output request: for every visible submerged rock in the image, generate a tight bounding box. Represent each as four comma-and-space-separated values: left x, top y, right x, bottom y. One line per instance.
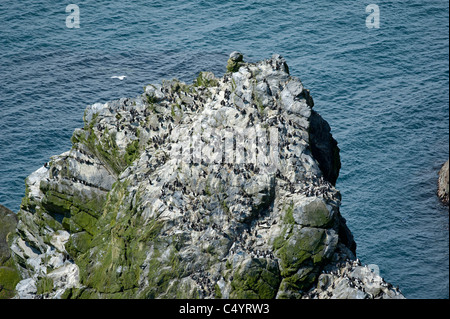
7, 53, 403, 299
438, 159, 449, 206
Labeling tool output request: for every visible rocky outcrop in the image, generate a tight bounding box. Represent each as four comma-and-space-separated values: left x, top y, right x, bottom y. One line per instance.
303, 259, 403, 299
438, 160, 449, 205
8, 53, 403, 299
0, 205, 21, 299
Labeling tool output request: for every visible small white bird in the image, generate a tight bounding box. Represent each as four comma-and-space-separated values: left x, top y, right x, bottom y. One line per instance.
111, 75, 127, 80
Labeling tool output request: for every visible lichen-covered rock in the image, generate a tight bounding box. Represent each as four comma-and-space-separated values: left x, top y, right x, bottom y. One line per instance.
8, 52, 403, 299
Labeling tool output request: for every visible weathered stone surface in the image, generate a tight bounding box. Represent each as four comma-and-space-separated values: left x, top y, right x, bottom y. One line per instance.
438, 159, 449, 205
7, 53, 403, 299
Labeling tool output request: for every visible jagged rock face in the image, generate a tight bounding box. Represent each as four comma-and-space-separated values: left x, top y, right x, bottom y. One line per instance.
438, 160, 449, 206
10, 53, 402, 299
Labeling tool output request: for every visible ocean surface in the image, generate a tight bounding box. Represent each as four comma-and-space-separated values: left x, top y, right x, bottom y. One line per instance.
0, 0, 448, 299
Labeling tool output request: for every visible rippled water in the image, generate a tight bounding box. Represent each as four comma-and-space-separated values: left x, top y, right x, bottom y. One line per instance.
0, 0, 448, 298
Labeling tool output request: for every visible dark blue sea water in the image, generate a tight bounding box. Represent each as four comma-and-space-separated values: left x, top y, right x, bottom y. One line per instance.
0, 0, 448, 299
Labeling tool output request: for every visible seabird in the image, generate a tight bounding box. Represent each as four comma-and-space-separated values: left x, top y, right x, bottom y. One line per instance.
111, 75, 127, 80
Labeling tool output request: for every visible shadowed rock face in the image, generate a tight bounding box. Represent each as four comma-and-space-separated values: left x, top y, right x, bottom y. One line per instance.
438, 160, 449, 206
309, 110, 341, 186
8, 53, 403, 299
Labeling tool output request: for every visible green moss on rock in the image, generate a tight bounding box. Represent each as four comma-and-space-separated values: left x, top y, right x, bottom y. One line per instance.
124, 139, 140, 166
41, 191, 72, 216
284, 202, 295, 225
276, 227, 326, 277
65, 231, 92, 257
69, 179, 183, 298
0, 259, 21, 299
194, 72, 218, 88
70, 209, 98, 236
226, 53, 244, 73
230, 258, 281, 299
36, 277, 54, 295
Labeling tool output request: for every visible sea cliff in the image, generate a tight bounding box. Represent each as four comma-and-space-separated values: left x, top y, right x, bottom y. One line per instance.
3, 53, 404, 299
